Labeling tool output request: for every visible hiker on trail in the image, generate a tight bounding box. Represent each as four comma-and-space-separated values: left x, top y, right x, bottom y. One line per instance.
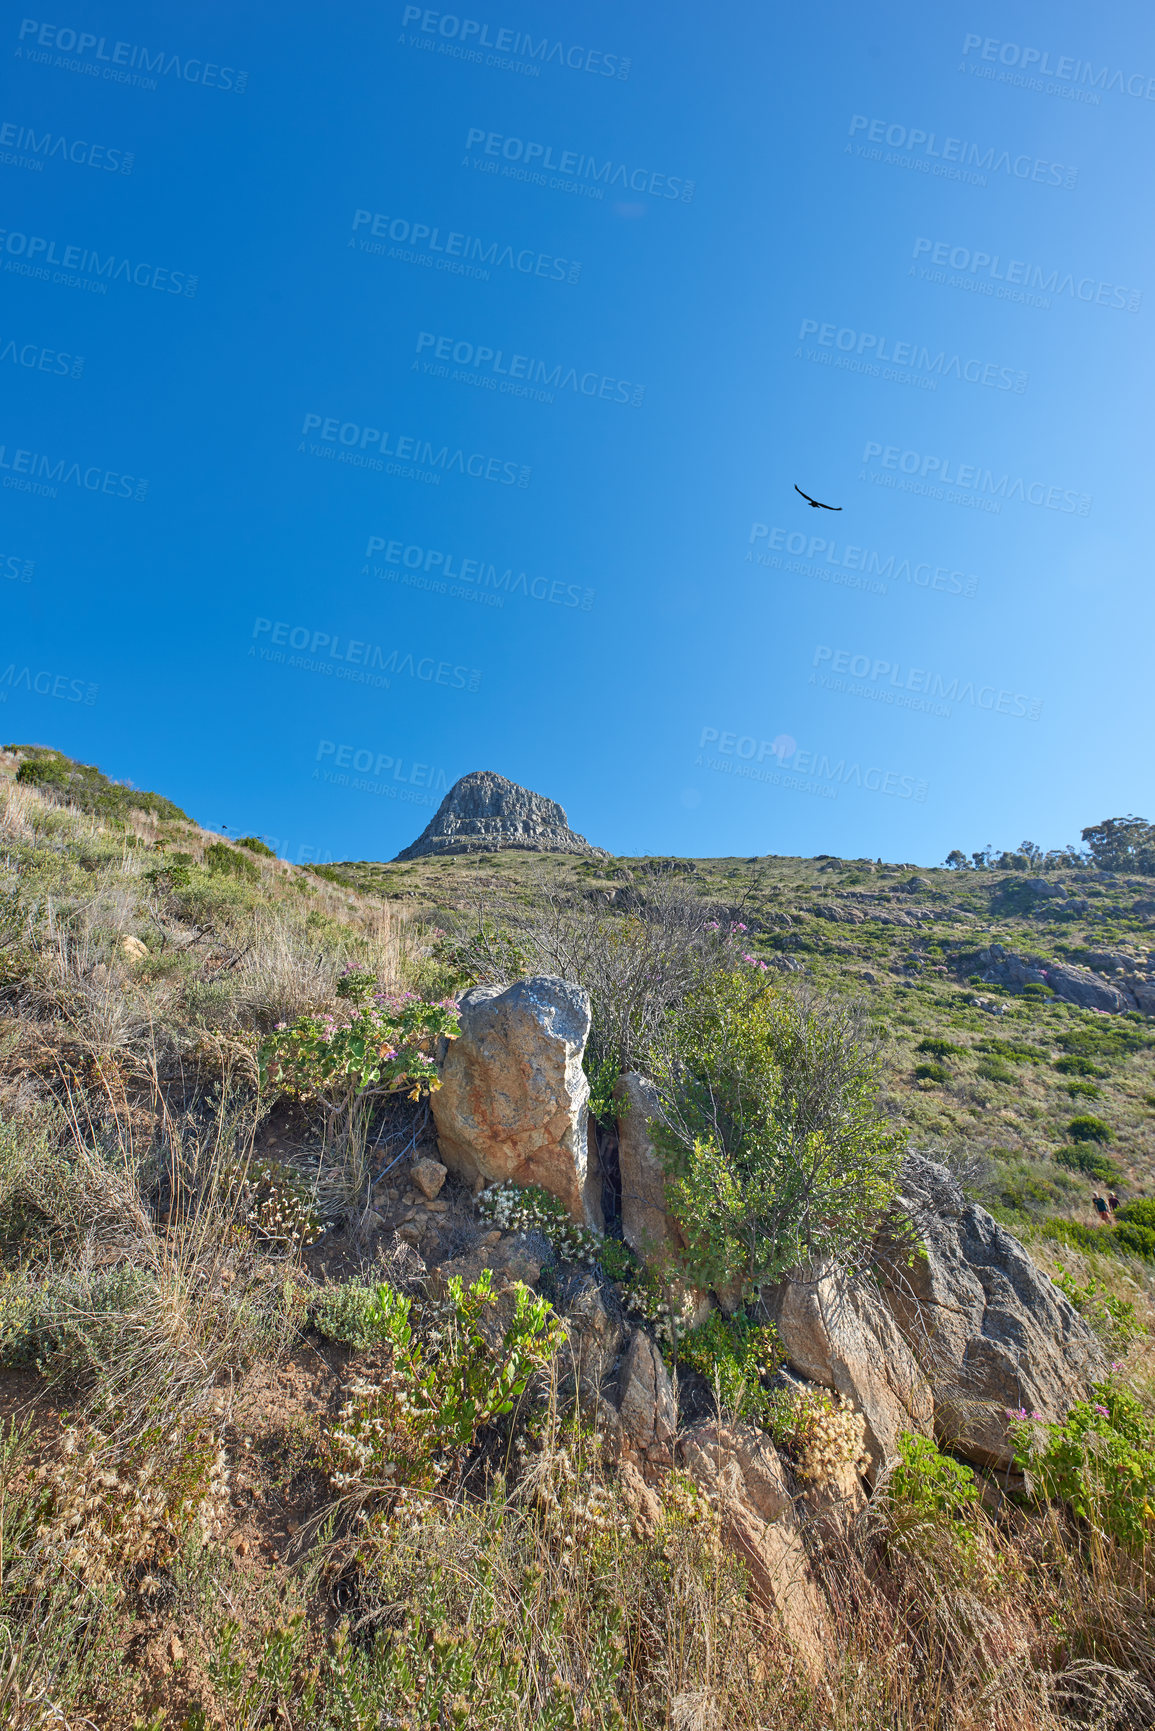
1093, 1196, 1110, 1219
1108, 1194, 1120, 1213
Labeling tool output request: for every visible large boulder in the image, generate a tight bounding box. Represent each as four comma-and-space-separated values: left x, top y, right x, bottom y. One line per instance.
615, 1072, 712, 1327
432, 976, 602, 1227
679, 1422, 830, 1680
758, 1271, 933, 1483
874, 1156, 1107, 1469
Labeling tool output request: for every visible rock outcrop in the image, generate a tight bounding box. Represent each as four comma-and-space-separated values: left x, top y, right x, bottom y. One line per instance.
874, 1156, 1106, 1469
759, 1270, 934, 1482
962, 942, 1155, 1014
679, 1422, 831, 1679
616, 1329, 678, 1464
432, 975, 603, 1227
614, 1072, 712, 1326
394, 770, 608, 861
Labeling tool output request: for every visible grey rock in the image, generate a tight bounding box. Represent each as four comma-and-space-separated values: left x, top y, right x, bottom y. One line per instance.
616, 1329, 678, 1460
874, 1156, 1106, 1470
432, 975, 603, 1226
679, 1421, 831, 1680
1024, 878, 1067, 898
758, 1269, 933, 1482
967, 946, 1140, 1014
395, 769, 607, 860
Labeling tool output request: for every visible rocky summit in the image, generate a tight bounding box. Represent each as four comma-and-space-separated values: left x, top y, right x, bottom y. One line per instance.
393, 769, 608, 861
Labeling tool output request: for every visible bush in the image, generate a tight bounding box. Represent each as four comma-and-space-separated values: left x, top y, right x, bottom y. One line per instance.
651, 972, 904, 1301
327, 1270, 564, 1527
1055, 1054, 1108, 1078
204, 841, 260, 882
676, 1310, 783, 1425
914, 1062, 950, 1083
888, 1431, 978, 1519
1067, 1115, 1113, 1144
1055, 1144, 1120, 1184
1051, 1268, 1142, 1354
764, 1385, 867, 1484
1066, 1080, 1102, 1100
237, 835, 275, 856
230, 1157, 322, 1250
916, 1038, 962, 1057
976, 1059, 1015, 1084
1116, 1198, 1155, 1232
1011, 1379, 1155, 1552
314, 1280, 413, 1349
259, 991, 458, 1113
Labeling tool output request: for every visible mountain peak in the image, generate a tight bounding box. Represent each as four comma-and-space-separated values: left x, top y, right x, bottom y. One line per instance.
393, 770, 608, 862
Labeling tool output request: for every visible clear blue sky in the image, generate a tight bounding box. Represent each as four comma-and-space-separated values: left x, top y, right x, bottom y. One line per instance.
3, 0, 1152, 864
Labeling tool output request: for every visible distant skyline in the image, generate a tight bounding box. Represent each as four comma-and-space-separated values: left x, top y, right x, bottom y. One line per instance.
3, 1, 1152, 865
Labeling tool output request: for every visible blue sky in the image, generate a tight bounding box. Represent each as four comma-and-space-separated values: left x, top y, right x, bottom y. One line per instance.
3, 0, 1152, 864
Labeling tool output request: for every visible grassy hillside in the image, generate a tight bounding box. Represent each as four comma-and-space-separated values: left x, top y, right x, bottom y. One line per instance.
2, 745, 1154, 1730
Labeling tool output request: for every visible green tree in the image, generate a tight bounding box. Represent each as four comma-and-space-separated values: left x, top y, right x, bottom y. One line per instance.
1080, 815, 1155, 876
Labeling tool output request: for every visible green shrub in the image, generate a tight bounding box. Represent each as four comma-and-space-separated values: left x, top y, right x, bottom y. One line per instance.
651, 971, 904, 1300
1111, 1223, 1155, 1259
1055, 1055, 1108, 1078
916, 1038, 962, 1057
259, 992, 458, 1113
327, 1270, 564, 1527
1055, 1145, 1120, 1184
914, 1062, 950, 1083
1066, 1080, 1102, 1100
1116, 1198, 1155, 1232
0, 1264, 157, 1371
888, 1431, 978, 1519
676, 1311, 783, 1424
237, 836, 275, 856
977, 1039, 1048, 1065
976, 1059, 1015, 1084
1067, 1115, 1112, 1144
335, 967, 379, 1004
1051, 1268, 1143, 1354
204, 841, 259, 882
1011, 1380, 1155, 1552
1020, 983, 1055, 1000
314, 1281, 412, 1349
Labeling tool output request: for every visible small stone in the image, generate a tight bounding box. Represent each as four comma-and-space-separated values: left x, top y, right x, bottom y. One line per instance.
120, 934, 149, 962
427, 1198, 450, 1214
410, 1157, 447, 1201
397, 1226, 422, 1246
234, 1539, 249, 1558
169, 1635, 184, 1664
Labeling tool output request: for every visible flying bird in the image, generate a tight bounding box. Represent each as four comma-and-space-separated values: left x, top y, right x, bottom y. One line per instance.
794, 485, 842, 511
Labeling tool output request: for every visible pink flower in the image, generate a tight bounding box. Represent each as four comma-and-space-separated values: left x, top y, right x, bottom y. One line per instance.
1093, 1404, 1109, 1417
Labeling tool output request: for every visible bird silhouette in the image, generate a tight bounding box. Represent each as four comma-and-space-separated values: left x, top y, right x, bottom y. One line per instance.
795, 485, 842, 511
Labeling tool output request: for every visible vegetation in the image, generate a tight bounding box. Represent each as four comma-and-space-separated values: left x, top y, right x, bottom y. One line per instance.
1, 747, 1154, 1728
